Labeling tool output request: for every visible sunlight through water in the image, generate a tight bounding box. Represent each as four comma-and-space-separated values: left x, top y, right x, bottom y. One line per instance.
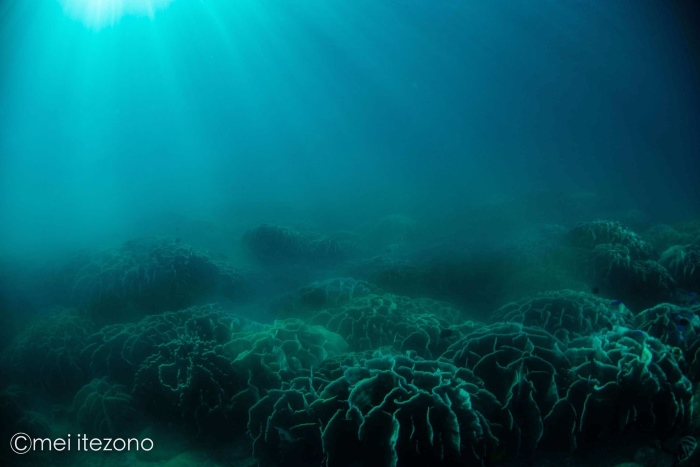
59, 0, 174, 30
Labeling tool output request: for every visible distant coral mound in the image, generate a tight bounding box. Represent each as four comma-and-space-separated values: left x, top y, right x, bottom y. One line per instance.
73, 377, 139, 438
81, 303, 250, 386
492, 289, 634, 343
340, 224, 582, 318
660, 244, 700, 291
272, 277, 382, 317
43, 238, 251, 324
643, 221, 700, 254
564, 220, 675, 311
304, 292, 464, 358
0, 307, 95, 398
568, 220, 653, 260
243, 224, 349, 265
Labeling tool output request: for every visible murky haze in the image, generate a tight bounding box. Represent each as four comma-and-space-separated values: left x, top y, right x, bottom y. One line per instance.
1, 0, 698, 258
1, 2, 700, 466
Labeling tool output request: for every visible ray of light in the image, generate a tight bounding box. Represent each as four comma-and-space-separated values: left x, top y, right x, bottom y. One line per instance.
58, 0, 174, 30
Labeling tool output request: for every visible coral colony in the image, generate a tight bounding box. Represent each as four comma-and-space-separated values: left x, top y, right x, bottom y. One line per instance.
2, 218, 700, 465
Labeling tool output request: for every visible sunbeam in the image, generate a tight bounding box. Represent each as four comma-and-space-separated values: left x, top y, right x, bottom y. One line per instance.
58, 0, 174, 30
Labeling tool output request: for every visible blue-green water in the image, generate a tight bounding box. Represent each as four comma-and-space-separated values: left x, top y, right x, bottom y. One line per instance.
1, 1, 699, 466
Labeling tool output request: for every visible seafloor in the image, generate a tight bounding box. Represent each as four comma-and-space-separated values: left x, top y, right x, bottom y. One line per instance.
2, 196, 700, 467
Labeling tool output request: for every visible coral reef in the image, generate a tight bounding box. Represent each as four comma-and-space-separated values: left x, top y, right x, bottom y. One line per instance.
567, 220, 652, 260
492, 289, 634, 343
86, 305, 349, 436
588, 245, 676, 311
246, 323, 692, 466
635, 304, 700, 354
247, 351, 501, 466
44, 238, 250, 324
643, 221, 700, 254
307, 293, 463, 358
635, 303, 700, 383
446, 324, 692, 457
133, 336, 241, 436
342, 224, 581, 318
562, 221, 675, 311
73, 377, 139, 438
7, 211, 700, 466
0, 386, 52, 465
0, 307, 95, 398
341, 253, 513, 318
244, 224, 348, 265
660, 244, 700, 291
82, 304, 258, 386
273, 277, 381, 317
565, 327, 693, 439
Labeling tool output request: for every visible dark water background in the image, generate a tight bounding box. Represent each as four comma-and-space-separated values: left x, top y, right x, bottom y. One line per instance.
1, 0, 699, 258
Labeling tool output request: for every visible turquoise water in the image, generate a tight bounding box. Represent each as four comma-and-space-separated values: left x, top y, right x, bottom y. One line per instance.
1, 1, 699, 466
